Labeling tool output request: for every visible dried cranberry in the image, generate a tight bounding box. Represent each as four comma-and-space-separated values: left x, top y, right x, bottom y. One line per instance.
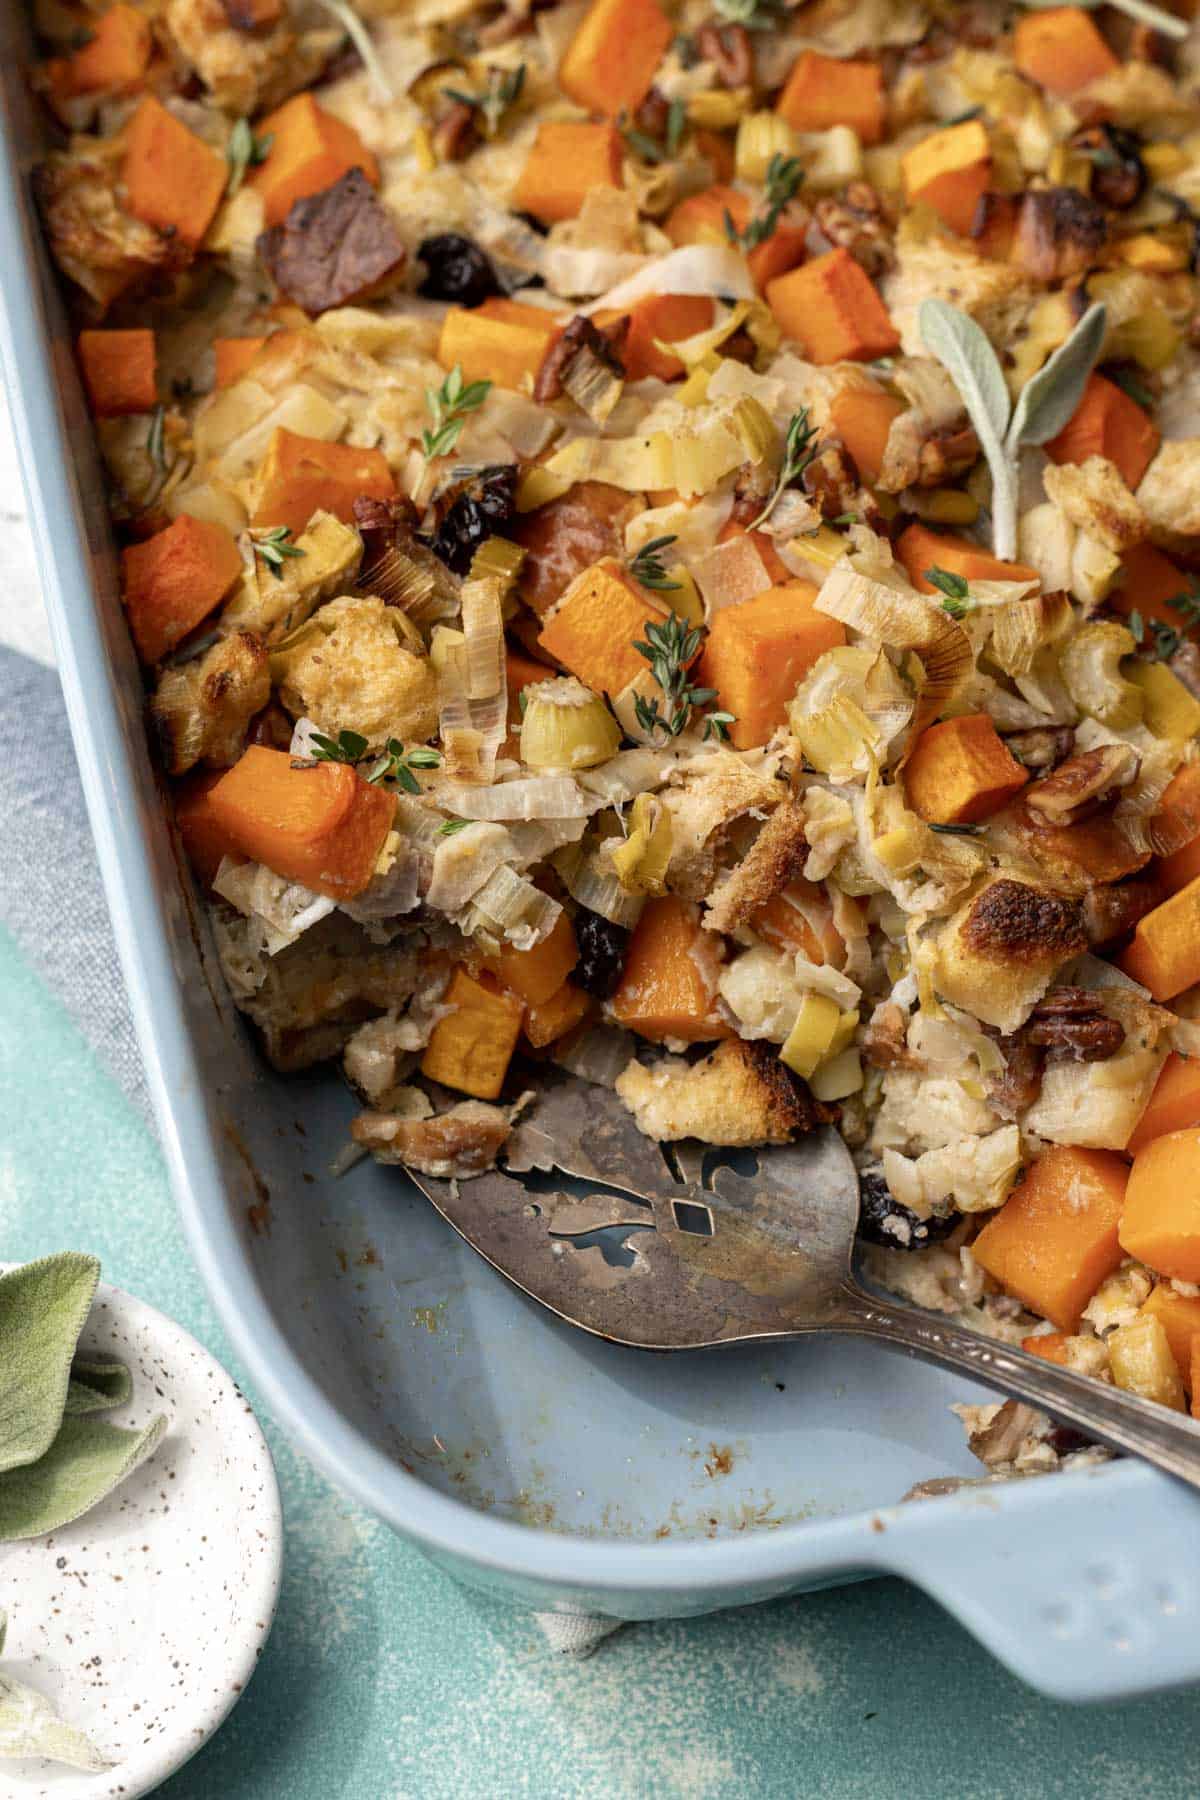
857, 1171, 957, 1252
417, 233, 502, 308
428, 466, 518, 575
574, 908, 629, 999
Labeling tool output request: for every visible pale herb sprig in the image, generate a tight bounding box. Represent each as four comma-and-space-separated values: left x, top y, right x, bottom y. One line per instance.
747, 406, 818, 530
437, 816, 472, 836
145, 405, 167, 473
1126, 577, 1200, 663
1022, 0, 1187, 41
725, 154, 804, 252
924, 565, 972, 620
309, 729, 442, 794
444, 63, 526, 137
633, 614, 734, 742
628, 535, 683, 592
919, 297, 1108, 563
422, 364, 492, 464
226, 119, 272, 197
251, 526, 305, 577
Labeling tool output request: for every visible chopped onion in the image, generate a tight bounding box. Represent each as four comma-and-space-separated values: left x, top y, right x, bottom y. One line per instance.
461, 865, 561, 951
438, 576, 507, 782
340, 849, 421, 922
543, 247, 651, 298
482, 387, 560, 459
289, 715, 324, 758
554, 1024, 637, 1088
583, 245, 756, 315
576, 747, 677, 805
424, 821, 512, 912
815, 562, 973, 757
213, 858, 335, 951
554, 844, 646, 928
507, 816, 588, 862
691, 535, 772, 614
435, 776, 591, 820
543, 431, 675, 492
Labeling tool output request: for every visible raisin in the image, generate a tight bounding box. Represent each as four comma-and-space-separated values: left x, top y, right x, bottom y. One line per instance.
574, 908, 629, 999
417, 233, 502, 308
857, 1171, 957, 1252
428, 466, 518, 575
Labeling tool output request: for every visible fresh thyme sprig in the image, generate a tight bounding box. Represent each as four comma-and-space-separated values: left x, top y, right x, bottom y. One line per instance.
924, 565, 972, 619
437, 816, 472, 836
725, 153, 804, 252
444, 63, 526, 136
309, 729, 442, 794
422, 364, 491, 464
226, 119, 272, 197
628, 535, 683, 592
621, 97, 687, 164
251, 526, 305, 577
1126, 578, 1200, 664
633, 614, 734, 742
747, 406, 818, 530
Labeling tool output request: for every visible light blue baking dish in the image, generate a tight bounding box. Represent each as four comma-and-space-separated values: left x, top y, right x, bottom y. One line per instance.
4, 18, 1200, 1704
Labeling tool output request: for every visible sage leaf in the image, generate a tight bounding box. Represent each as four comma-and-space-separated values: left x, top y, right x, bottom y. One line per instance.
0, 1663, 113, 1771
1006, 302, 1108, 452
0, 1254, 99, 1475
919, 297, 1011, 446
1022, 0, 1187, 41
920, 298, 1019, 561
0, 1410, 168, 1542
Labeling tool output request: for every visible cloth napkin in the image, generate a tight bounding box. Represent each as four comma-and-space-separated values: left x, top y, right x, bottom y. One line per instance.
0, 398, 622, 1655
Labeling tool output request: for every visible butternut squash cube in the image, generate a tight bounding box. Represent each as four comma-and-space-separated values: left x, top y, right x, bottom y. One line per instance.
766, 249, 899, 364
421, 969, 524, 1100
56, 4, 151, 97
122, 95, 227, 248
696, 583, 846, 749
1118, 877, 1200, 1001
610, 896, 730, 1044
77, 327, 156, 417
248, 93, 379, 228
514, 121, 624, 225
539, 560, 666, 696
174, 771, 232, 890
1013, 5, 1119, 97
207, 745, 395, 900
121, 513, 243, 664
1020, 1331, 1072, 1365
1109, 541, 1191, 635
896, 521, 1040, 591
214, 336, 268, 389
971, 1144, 1130, 1331
1127, 1054, 1200, 1154
1156, 763, 1200, 894
666, 185, 745, 247
250, 427, 394, 536
829, 387, 904, 485
902, 119, 991, 237
594, 294, 714, 382
487, 910, 578, 1006
1045, 372, 1161, 494
438, 299, 563, 392
524, 982, 593, 1049
904, 714, 1028, 826
558, 0, 673, 118
1141, 1284, 1200, 1390
1120, 1128, 1200, 1280
777, 51, 885, 145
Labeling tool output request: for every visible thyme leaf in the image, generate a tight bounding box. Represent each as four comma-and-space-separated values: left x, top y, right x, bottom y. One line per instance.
422, 364, 492, 463
251, 525, 305, 577
747, 406, 818, 530
633, 613, 729, 740
444, 63, 526, 136
225, 119, 272, 197
628, 534, 683, 592
924, 565, 972, 619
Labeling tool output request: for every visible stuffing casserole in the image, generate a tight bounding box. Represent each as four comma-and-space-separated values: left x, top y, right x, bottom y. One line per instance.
32, 0, 1200, 1431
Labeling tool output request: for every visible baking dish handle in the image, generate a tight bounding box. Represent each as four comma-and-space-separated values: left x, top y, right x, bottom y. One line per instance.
875, 1460, 1200, 1702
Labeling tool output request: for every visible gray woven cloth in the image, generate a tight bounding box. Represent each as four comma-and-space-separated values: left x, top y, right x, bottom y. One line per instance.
0, 645, 153, 1125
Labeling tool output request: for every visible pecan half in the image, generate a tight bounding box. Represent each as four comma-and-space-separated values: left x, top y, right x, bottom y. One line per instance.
1082, 875, 1164, 947
807, 183, 893, 279
802, 442, 860, 519
696, 19, 753, 88
533, 312, 629, 404
987, 1035, 1045, 1120
433, 100, 480, 162
1025, 986, 1126, 1062
1024, 743, 1140, 827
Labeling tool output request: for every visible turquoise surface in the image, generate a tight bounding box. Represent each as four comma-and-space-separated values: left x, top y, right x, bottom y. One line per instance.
4, 925, 1200, 1798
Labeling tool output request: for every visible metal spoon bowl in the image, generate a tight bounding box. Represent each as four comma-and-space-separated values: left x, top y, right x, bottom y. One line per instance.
405, 1072, 1200, 1492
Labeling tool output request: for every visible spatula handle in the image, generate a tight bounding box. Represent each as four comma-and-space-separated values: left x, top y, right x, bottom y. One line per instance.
833, 1281, 1200, 1492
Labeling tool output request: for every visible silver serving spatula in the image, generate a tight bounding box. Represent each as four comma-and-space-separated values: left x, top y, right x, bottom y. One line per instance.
405, 1071, 1200, 1491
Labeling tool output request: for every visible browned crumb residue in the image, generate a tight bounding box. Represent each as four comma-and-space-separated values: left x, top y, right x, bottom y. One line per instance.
224, 1123, 273, 1236
704, 1443, 735, 1478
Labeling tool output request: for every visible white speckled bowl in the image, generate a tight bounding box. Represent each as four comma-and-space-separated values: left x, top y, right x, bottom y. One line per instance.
0, 1276, 283, 1798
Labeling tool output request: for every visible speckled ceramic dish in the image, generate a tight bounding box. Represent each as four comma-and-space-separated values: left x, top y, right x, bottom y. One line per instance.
0, 1275, 282, 1799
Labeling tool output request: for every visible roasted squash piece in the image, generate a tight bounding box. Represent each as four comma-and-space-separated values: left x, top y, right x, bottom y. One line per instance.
1045, 372, 1160, 494
766, 249, 899, 364
972, 1145, 1129, 1331
610, 897, 730, 1044
1121, 1129, 1200, 1281
206, 745, 395, 900
1118, 877, 1200, 1000
696, 583, 846, 750
514, 122, 623, 225
1013, 5, 1119, 96
122, 96, 227, 247
558, 0, 673, 118
77, 327, 156, 417
777, 51, 885, 145
902, 119, 991, 238
121, 514, 243, 664
438, 299, 563, 392
904, 715, 1028, 826
539, 560, 667, 696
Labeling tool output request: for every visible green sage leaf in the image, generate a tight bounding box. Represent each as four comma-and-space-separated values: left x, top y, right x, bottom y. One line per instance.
0, 1654, 113, 1771
919, 298, 1018, 560
0, 1410, 167, 1543
0, 1254, 99, 1475
1006, 302, 1108, 451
